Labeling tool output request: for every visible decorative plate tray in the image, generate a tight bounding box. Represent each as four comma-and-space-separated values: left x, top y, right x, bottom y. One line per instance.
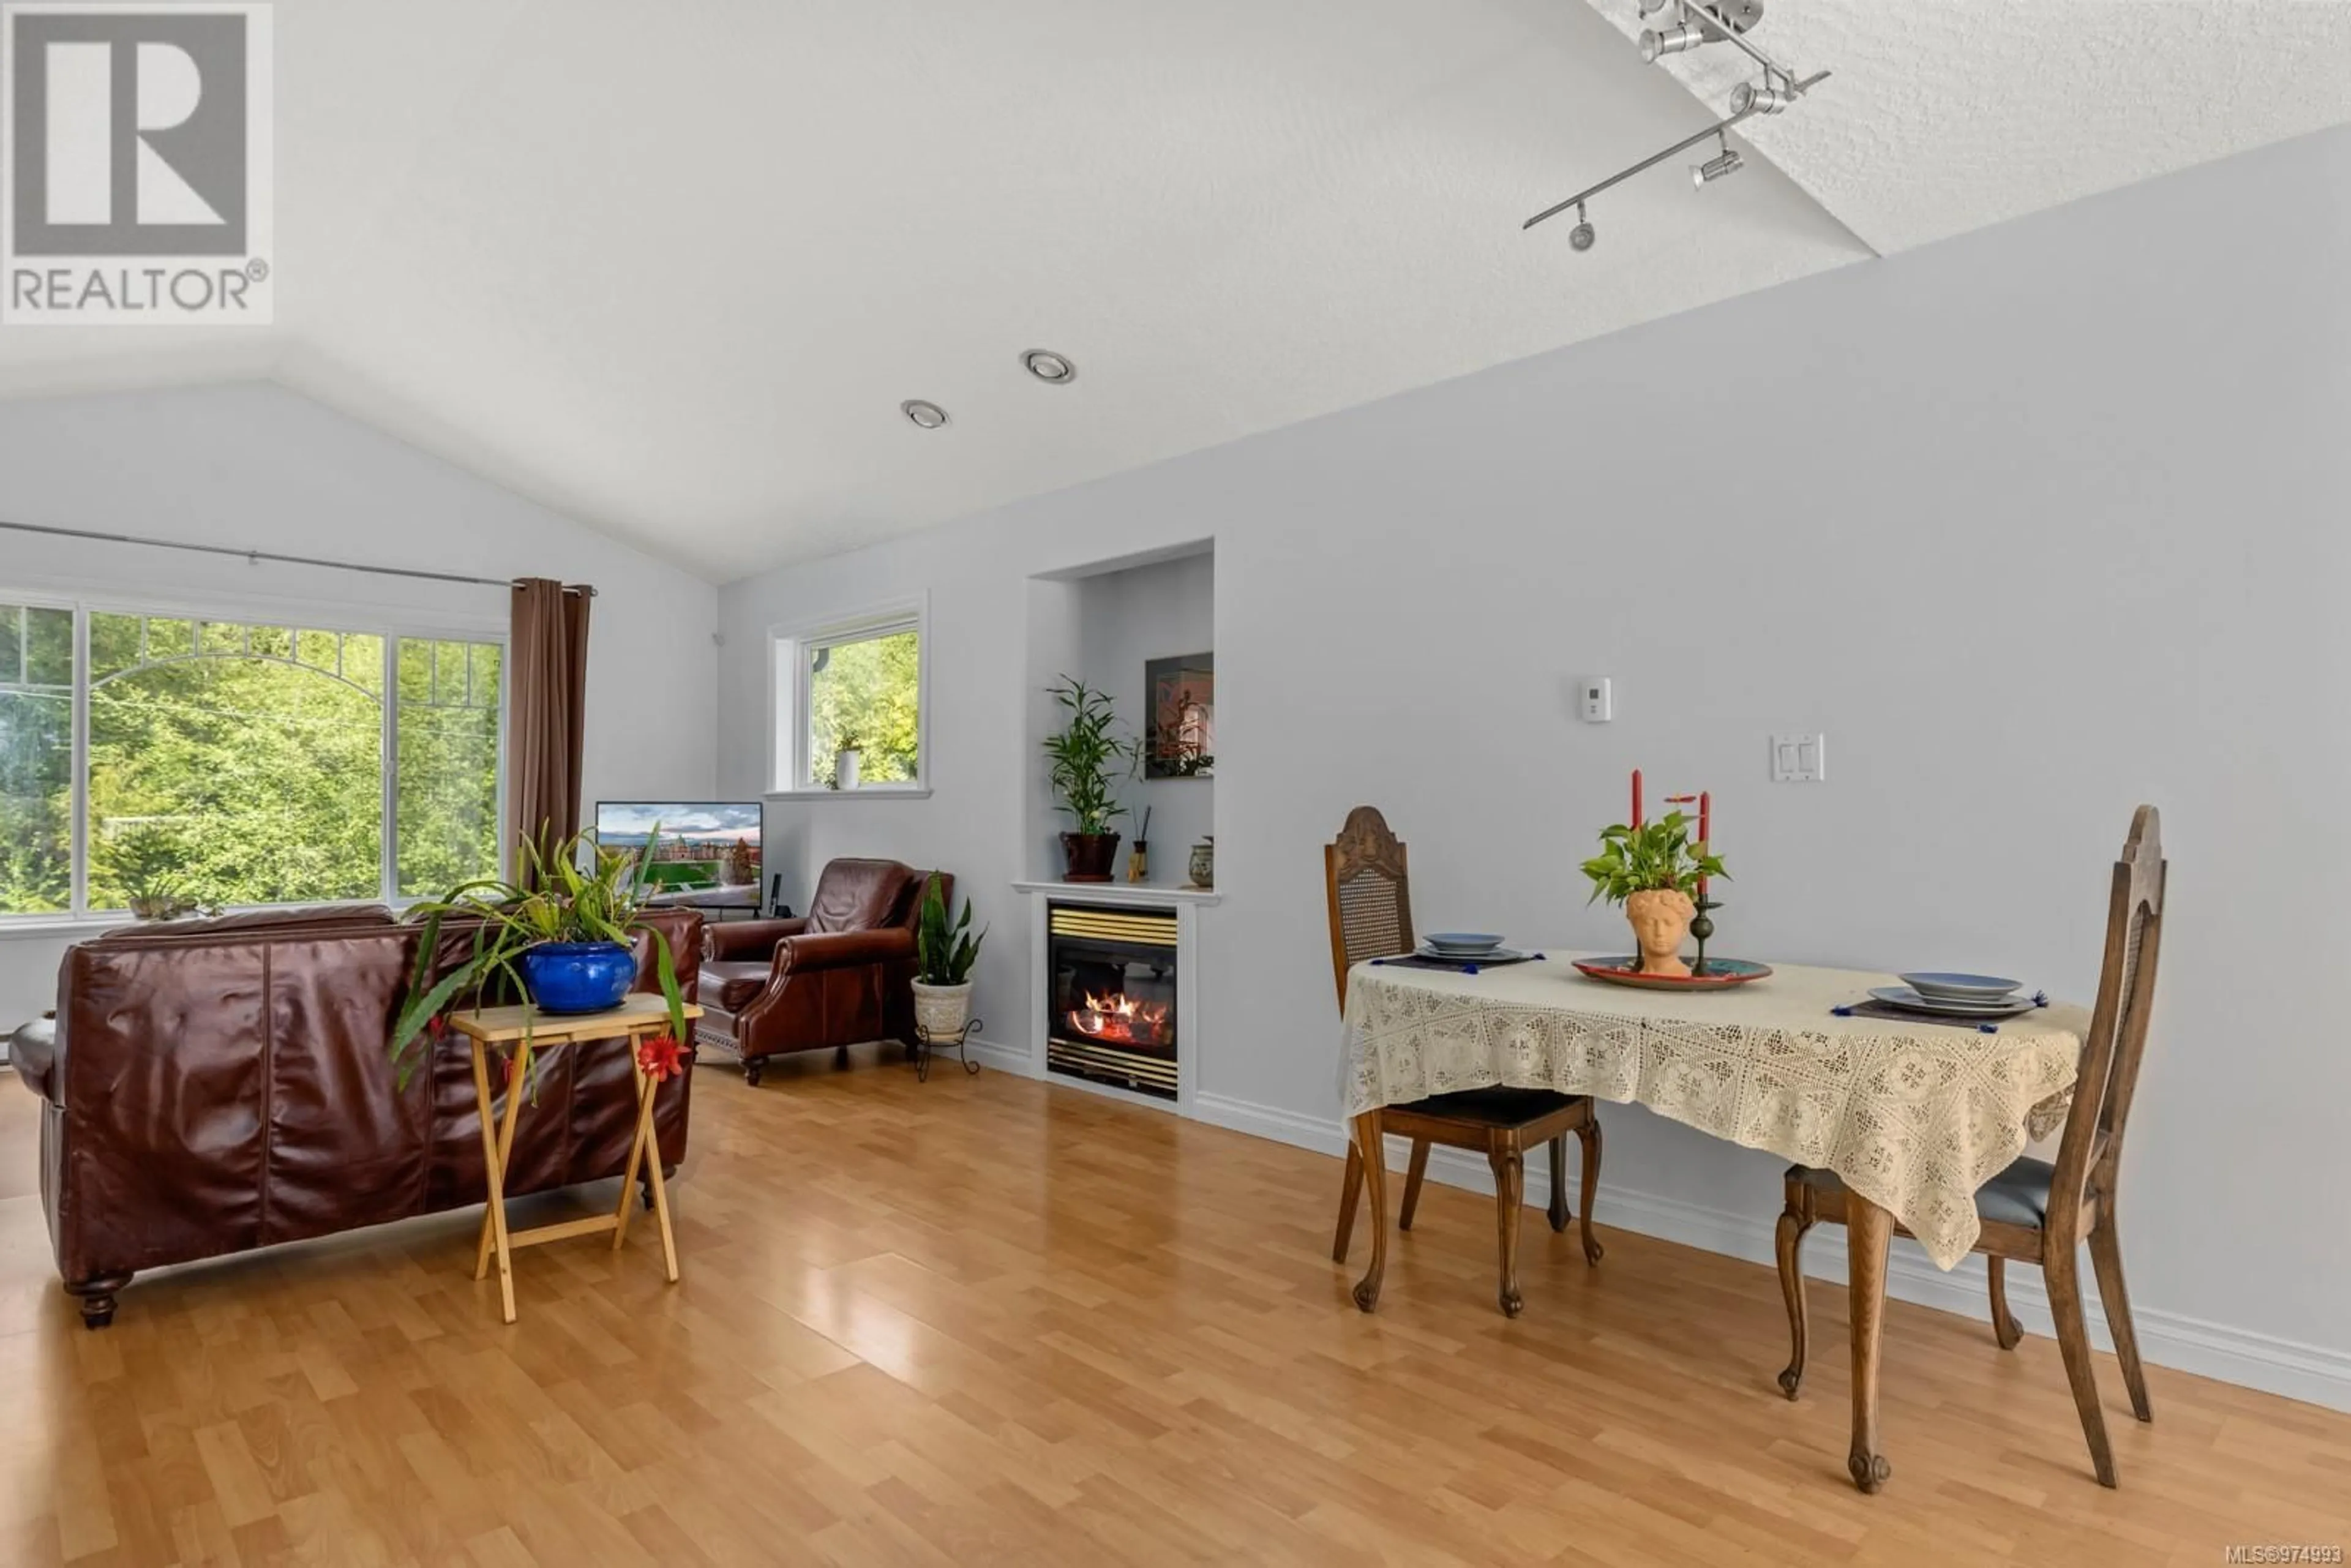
1572, 956, 1773, 990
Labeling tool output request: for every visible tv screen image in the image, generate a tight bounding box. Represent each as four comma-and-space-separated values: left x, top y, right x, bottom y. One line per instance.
594, 801, 762, 890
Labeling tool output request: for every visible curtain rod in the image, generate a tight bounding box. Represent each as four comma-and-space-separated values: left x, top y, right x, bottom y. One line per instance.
0, 519, 596, 595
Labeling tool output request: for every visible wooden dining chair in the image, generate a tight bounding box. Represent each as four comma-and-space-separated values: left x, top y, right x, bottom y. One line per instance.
1327, 806, 1603, 1317
1774, 805, 2165, 1488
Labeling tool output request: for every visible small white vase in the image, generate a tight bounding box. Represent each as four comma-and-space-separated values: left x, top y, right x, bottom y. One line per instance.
836, 749, 861, 790
910, 980, 972, 1040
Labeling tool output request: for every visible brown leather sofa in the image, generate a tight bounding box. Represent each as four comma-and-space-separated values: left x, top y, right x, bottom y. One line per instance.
700, 858, 946, 1085
9, 903, 702, 1327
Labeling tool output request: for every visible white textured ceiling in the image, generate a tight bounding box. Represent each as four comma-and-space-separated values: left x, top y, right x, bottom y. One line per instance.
0, 1, 2343, 580
1584, 0, 2351, 255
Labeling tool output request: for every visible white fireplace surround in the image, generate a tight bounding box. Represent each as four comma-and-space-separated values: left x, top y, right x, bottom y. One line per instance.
1008, 879, 1219, 1113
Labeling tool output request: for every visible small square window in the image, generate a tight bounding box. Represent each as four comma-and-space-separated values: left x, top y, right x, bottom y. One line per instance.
771, 603, 926, 795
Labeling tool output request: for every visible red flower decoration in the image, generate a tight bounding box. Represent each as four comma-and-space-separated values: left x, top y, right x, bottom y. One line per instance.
426, 1013, 449, 1042
637, 1033, 686, 1084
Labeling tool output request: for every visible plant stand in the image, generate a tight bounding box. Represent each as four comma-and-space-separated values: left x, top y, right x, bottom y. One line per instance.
913, 1017, 982, 1084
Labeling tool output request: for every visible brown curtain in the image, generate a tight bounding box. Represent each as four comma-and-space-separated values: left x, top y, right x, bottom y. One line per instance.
508, 579, 593, 885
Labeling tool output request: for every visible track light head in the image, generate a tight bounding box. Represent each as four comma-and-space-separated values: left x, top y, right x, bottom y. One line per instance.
1731, 80, 1794, 115
1640, 22, 1705, 62
1569, 203, 1596, 252
1691, 148, 1744, 186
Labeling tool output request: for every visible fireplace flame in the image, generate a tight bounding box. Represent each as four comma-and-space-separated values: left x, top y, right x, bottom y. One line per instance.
1068, 989, 1171, 1046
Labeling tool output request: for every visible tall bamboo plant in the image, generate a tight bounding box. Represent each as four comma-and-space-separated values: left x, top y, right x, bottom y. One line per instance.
388, 828, 687, 1088
1042, 676, 1138, 835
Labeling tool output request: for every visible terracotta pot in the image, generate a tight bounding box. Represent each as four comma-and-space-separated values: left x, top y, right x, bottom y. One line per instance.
1060, 831, 1122, 883
1624, 888, 1697, 978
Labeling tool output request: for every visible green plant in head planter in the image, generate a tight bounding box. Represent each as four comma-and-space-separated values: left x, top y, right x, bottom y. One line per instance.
1581, 811, 1728, 978
387, 828, 688, 1090
1043, 676, 1138, 882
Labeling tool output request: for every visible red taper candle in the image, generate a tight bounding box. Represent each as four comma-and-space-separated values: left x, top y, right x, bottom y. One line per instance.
1631, 768, 1643, 829
1697, 790, 1712, 900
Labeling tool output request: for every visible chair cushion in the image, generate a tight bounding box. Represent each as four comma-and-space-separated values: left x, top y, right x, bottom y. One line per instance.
1392, 1087, 1584, 1129
701, 960, 769, 1013
1791, 1156, 2055, 1230
804, 859, 918, 934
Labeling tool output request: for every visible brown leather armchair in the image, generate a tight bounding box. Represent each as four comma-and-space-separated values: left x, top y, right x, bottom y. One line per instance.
700, 858, 948, 1084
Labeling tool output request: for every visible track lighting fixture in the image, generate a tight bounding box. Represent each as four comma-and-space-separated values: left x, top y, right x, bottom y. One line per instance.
1640, 22, 1706, 62
1691, 136, 1743, 186
1523, 0, 1828, 244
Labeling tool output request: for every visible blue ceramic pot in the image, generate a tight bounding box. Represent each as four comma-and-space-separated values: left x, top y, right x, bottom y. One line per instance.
521, 941, 635, 1015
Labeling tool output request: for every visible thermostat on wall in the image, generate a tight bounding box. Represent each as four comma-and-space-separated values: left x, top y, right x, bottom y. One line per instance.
1581, 677, 1612, 723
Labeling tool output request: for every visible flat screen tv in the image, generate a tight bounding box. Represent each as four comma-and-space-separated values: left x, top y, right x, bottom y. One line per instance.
594, 801, 761, 890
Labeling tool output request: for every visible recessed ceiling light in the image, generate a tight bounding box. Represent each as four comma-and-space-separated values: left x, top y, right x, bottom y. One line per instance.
1021, 349, 1077, 384
901, 399, 949, 429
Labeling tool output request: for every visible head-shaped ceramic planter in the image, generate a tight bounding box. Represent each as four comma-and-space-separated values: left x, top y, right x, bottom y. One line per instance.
1624, 888, 1697, 977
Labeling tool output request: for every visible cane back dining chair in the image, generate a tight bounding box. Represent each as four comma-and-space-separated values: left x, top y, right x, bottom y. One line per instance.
1327, 806, 1603, 1317
1774, 804, 2165, 1488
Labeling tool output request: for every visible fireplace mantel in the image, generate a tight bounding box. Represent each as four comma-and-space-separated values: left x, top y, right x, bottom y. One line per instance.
1010, 879, 1221, 907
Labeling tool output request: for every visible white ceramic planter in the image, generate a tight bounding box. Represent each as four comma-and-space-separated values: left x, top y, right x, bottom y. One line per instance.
910, 980, 973, 1040
836, 749, 862, 790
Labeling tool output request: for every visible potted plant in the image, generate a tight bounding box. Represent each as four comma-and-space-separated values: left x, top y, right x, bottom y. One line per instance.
103, 822, 200, 921
1580, 810, 1727, 977
834, 730, 864, 792
910, 872, 985, 1039
388, 828, 688, 1087
1043, 676, 1137, 882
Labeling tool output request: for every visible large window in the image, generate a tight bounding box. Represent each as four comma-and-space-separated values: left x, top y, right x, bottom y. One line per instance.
771, 602, 926, 794
0, 598, 504, 921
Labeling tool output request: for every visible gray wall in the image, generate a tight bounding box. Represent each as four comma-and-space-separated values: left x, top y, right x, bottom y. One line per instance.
721, 127, 2351, 1405
0, 383, 719, 1025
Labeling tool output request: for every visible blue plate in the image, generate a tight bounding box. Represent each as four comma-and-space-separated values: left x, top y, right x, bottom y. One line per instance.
1424, 932, 1504, 953
1899, 971, 2022, 1001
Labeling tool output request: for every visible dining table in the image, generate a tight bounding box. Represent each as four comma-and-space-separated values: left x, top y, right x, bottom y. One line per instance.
1339, 953, 2086, 1493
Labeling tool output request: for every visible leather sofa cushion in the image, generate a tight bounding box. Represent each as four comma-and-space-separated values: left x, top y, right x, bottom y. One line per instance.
1793, 1156, 2055, 1230
702, 959, 770, 1013
91, 904, 396, 943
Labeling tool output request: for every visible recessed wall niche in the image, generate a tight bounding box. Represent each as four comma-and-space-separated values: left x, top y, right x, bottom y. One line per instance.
1024, 541, 1215, 889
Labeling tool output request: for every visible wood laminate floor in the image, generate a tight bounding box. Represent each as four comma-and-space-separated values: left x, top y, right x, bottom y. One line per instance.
2, 1050, 2345, 1566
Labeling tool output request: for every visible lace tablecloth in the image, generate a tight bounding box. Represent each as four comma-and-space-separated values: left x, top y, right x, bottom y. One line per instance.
1341, 956, 2084, 1270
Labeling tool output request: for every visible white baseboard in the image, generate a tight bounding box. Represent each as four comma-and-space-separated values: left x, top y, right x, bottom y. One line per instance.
1188, 1092, 2351, 1415
962, 1034, 1035, 1076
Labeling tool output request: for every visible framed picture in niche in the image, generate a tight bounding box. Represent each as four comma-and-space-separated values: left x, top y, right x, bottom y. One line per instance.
1144, 653, 1214, 779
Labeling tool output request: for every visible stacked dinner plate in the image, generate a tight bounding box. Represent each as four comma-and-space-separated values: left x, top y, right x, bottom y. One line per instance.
1867, 972, 2041, 1021
1417, 931, 1526, 961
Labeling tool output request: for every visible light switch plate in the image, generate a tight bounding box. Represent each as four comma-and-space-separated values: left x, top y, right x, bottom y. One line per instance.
1771, 733, 1826, 782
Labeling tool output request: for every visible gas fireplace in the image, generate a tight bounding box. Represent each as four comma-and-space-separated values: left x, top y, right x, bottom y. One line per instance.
1046, 902, 1178, 1100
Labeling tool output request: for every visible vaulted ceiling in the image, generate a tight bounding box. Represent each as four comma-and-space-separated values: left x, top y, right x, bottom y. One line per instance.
2, 0, 2344, 581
